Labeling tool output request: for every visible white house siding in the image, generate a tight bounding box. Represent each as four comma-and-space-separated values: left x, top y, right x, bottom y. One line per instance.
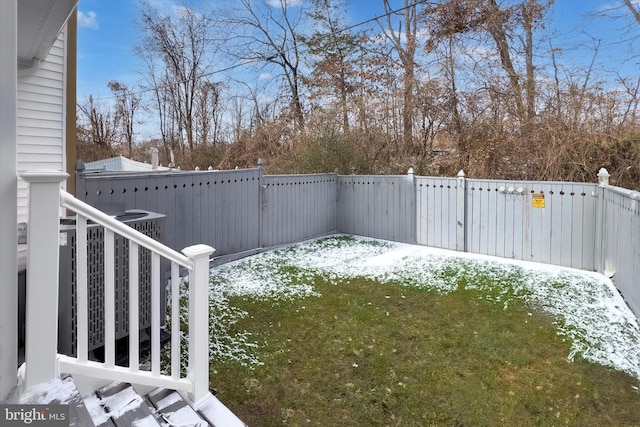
16, 27, 66, 224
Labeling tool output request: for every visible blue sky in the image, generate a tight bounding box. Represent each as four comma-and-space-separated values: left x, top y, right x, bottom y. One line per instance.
76, 0, 639, 110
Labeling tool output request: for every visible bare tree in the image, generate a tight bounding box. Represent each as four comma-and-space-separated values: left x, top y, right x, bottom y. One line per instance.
482, 0, 550, 133
77, 95, 120, 148
619, 75, 640, 127
108, 81, 141, 158
195, 81, 222, 145
136, 1, 216, 150
221, 0, 306, 130
624, 0, 640, 25
138, 48, 180, 164
303, 0, 365, 132
378, 0, 419, 153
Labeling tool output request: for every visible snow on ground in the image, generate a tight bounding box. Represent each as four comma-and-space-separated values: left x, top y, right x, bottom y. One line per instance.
210, 234, 640, 380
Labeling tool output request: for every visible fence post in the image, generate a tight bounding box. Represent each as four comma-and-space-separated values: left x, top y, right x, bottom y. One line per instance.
151, 147, 159, 170
75, 159, 85, 201
595, 168, 610, 274
257, 158, 265, 248
456, 170, 467, 252
20, 170, 69, 390
406, 168, 416, 243
182, 243, 215, 407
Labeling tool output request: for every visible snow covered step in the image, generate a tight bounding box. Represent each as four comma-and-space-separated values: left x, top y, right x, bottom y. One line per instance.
197, 394, 248, 427
6, 373, 244, 426
5, 374, 96, 427
83, 380, 246, 427
59, 375, 97, 427
94, 382, 160, 427
147, 388, 209, 426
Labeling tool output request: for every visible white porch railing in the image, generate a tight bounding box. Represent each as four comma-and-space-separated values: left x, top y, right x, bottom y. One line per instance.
21, 171, 215, 408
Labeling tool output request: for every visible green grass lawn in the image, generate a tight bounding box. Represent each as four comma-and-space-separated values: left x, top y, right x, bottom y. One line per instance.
197, 236, 640, 426
211, 277, 639, 426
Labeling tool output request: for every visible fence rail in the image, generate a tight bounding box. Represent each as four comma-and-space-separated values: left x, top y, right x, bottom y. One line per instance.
76, 164, 640, 318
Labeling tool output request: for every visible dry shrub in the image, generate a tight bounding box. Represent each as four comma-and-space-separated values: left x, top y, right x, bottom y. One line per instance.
218, 120, 296, 173
290, 124, 396, 175
76, 138, 115, 163
180, 144, 226, 171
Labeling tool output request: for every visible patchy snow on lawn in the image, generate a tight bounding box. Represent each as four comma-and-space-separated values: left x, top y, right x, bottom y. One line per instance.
209, 234, 640, 379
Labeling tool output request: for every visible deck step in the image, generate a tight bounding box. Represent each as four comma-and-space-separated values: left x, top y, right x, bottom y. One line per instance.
5, 374, 96, 427
6, 374, 246, 427
198, 394, 248, 427
80, 380, 246, 427
59, 374, 97, 427
95, 382, 160, 427
147, 388, 209, 426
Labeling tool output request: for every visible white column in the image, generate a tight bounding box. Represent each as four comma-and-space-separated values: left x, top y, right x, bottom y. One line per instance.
21, 171, 69, 390
0, 0, 18, 400
182, 244, 215, 408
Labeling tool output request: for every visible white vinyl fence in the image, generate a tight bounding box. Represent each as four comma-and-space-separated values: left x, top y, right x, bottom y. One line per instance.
600, 184, 640, 315
261, 174, 337, 248
77, 164, 639, 317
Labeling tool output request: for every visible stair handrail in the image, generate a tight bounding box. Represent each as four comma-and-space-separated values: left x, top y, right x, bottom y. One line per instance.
60, 190, 193, 269
21, 170, 215, 408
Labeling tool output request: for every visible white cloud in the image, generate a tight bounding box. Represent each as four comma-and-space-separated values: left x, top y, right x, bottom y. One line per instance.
258, 73, 273, 80
77, 11, 99, 29
266, 0, 303, 7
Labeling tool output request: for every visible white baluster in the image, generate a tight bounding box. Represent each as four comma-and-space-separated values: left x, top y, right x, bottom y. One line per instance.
129, 241, 139, 372
171, 261, 180, 379
151, 252, 161, 376
104, 229, 115, 368
76, 214, 88, 363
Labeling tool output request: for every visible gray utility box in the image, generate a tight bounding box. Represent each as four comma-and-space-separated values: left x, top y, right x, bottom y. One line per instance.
58, 209, 166, 358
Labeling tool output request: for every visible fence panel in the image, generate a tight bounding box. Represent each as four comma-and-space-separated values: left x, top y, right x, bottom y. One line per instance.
79, 169, 261, 256
415, 177, 458, 250
336, 175, 415, 243
261, 174, 337, 247
602, 187, 640, 315
260, 174, 336, 247
465, 179, 528, 259
464, 179, 596, 270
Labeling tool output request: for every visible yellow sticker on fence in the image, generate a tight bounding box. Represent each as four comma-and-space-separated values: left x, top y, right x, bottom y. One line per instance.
532, 193, 545, 208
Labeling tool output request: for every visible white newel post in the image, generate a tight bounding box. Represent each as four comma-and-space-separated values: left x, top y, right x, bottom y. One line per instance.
182, 244, 215, 407
20, 171, 69, 390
